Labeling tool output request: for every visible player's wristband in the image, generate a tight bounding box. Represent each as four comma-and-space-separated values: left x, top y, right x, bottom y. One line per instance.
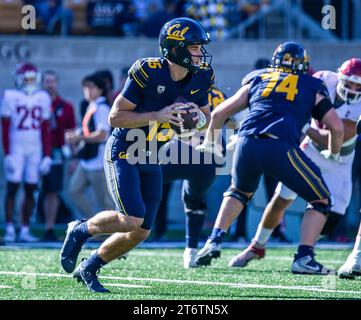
196, 110, 207, 130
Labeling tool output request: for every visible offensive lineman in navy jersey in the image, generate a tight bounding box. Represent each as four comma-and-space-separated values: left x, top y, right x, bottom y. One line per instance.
59, 17, 214, 293
195, 42, 344, 271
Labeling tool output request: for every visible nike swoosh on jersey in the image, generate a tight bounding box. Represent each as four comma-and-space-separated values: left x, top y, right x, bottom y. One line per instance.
190, 89, 200, 95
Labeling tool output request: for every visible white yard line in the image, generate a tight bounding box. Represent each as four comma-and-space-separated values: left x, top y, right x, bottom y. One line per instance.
0, 285, 12, 289
0, 270, 360, 296
119, 251, 346, 264
103, 283, 150, 288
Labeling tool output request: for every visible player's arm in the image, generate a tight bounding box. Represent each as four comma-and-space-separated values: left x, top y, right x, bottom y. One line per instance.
1, 116, 10, 155
109, 94, 184, 128
307, 119, 356, 149
1, 93, 11, 155
204, 84, 250, 144
313, 93, 344, 156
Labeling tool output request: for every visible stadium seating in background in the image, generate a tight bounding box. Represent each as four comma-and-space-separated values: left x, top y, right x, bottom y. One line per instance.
65, 0, 92, 35
0, 0, 23, 34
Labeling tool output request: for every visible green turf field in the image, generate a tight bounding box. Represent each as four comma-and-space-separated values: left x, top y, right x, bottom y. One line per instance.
0, 246, 360, 300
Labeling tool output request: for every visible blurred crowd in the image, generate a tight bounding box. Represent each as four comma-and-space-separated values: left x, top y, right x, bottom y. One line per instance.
20, 0, 270, 39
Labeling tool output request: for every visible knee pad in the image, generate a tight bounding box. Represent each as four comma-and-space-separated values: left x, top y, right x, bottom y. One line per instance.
306, 198, 331, 216
223, 186, 251, 206
320, 211, 343, 236
24, 183, 38, 197
6, 182, 20, 198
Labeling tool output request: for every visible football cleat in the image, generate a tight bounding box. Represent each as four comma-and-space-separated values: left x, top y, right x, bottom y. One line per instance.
337, 254, 361, 279
183, 248, 199, 269
228, 241, 265, 268
195, 239, 221, 266
73, 261, 110, 293
4, 229, 16, 243
18, 229, 39, 243
291, 253, 335, 275
60, 220, 88, 273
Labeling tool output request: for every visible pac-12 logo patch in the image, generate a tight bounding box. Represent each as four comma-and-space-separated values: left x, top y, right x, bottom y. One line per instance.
157, 85, 166, 94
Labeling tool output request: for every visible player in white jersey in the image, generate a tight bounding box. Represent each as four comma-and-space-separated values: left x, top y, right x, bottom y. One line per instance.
1, 62, 52, 242
228, 58, 361, 275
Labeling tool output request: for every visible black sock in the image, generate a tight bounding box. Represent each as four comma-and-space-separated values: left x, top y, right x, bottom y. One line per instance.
74, 221, 91, 242
297, 245, 314, 258
210, 228, 226, 244
82, 250, 107, 273
185, 212, 206, 248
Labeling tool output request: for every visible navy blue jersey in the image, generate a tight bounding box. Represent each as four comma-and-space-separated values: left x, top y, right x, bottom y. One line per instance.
239, 68, 330, 146
112, 57, 214, 149
208, 87, 227, 112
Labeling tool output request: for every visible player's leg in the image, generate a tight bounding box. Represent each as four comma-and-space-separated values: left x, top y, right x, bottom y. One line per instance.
228, 186, 295, 267
18, 183, 39, 242
20, 149, 43, 242
182, 166, 216, 268
73, 164, 162, 293
60, 136, 145, 275
270, 146, 333, 275
264, 174, 290, 242
196, 136, 262, 266
4, 181, 20, 242
338, 222, 361, 279
162, 139, 218, 268
3, 149, 24, 242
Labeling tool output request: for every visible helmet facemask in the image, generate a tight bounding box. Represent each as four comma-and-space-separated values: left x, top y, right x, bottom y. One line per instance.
164, 42, 212, 74
15, 68, 40, 95
337, 73, 361, 104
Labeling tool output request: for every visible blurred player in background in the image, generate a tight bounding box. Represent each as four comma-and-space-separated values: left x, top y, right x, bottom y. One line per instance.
60, 17, 214, 293
1, 62, 52, 242
195, 42, 344, 274
157, 85, 227, 269
40, 70, 76, 241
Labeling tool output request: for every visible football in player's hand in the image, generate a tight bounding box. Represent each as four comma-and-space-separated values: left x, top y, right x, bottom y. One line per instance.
170, 98, 197, 138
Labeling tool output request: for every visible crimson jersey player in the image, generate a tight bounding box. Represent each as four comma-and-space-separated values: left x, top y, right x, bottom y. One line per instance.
1, 62, 52, 243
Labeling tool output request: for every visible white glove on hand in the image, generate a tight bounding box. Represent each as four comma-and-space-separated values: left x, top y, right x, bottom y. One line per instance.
4, 155, 16, 173
39, 156, 52, 175
320, 150, 341, 163
226, 134, 238, 151
195, 110, 207, 130
195, 139, 223, 158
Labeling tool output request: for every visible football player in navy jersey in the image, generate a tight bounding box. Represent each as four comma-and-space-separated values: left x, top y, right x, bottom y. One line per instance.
59, 17, 215, 293
160, 86, 228, 269
195, 42, 344, 273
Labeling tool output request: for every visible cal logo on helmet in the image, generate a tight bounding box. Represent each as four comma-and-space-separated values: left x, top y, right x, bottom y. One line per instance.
166, 24, 189, 41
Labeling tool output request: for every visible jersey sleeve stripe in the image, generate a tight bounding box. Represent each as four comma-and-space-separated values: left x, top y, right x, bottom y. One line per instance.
137, 60, 149, 79
130, 70, 145, 88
